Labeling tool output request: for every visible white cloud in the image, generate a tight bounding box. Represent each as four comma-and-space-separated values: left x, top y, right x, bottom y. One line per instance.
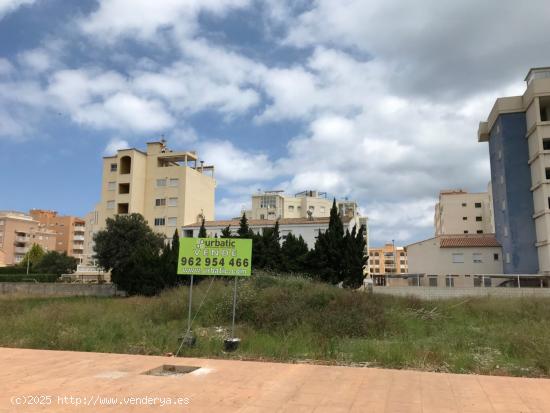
18, 48, 53, 72
103, 137, 129, 155
0, 58, 13, 76
0, 0, 37, 20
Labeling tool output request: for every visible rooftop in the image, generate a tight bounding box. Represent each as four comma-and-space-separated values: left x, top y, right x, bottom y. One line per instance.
440, 234, 500, 248
183, 216, 352, 228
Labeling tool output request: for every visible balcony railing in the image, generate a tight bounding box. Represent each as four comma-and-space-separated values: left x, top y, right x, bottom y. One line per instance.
14, 246, 28, 254
73, 235, 85, 241
15, 236, 29, 243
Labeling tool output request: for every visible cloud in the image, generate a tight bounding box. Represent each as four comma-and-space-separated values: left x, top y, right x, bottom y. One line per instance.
0, 0, 37, 20
103, 137, 129, 155
80, 0, 251, 40
18, 48, 53, 72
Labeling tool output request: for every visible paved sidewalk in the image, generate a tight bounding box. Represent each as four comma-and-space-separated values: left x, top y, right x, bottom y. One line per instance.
0, 348, 549, 412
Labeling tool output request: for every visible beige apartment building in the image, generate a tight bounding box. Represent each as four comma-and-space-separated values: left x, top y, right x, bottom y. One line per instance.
0, 211, 56, 266
84, 140, 216, 262
434, 189, 494, 236
29, 209, 86, 261
246, 190, 361, 220
368, 243, 408, 282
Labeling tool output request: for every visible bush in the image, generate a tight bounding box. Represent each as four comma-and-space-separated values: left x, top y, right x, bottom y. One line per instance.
0, 267, 28, 275
0, 274, 59, 283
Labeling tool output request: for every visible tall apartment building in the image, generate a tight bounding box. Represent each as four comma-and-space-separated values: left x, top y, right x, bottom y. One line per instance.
0, 211, 56, 266
84, 140, 216, 262
478, 67, 550, 274
368, 243, 408, 278
29, 209, 86, 261
434, 189, 494, 236
246, 190, 361, 221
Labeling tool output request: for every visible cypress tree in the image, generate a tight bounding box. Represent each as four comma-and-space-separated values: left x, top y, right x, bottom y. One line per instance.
221, 225, 232, 238
198, 218, 207, 237
238, 213, 253, 238
281, 233, 309, 273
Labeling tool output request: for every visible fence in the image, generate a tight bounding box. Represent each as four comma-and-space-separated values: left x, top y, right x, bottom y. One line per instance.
372, 286, 550, 299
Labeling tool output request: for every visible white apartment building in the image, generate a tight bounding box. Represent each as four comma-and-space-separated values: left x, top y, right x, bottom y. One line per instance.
182, 216, 365, 249
434, 189, 494, 236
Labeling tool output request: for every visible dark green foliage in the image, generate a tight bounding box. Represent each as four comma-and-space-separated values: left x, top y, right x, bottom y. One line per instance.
34, 251, 78, 275
221, 225, 232, 238
198, 219, 207, 238
93, 214, 165, 295
0, 266, 29, 274
281, 233, 309, 273
158, 229, 180, 288
341, 225, 368, 288
237, 213, 253, 238
19, 244, 45, 270
0, 274, 58, 282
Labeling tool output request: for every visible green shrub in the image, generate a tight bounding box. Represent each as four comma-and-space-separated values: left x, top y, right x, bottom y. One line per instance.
0, 274, 59, 283
0, 267, 28, 275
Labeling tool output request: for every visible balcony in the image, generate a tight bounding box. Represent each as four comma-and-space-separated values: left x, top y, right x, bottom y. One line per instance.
73, 235, 85, 241
14, 246, 28, 254
15, 236, 29, 243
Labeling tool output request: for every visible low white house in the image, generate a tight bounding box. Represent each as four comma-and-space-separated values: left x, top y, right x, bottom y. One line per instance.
181, 216, 365, 249
405, 234, 503, 287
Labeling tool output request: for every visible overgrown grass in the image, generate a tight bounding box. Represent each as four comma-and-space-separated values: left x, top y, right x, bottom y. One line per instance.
1, 274, 550, 377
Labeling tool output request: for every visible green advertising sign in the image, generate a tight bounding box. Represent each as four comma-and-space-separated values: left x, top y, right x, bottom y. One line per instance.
178, 238, 252, 277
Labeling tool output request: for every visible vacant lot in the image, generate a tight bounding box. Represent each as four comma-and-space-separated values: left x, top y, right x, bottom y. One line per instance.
1, 275, 549, 377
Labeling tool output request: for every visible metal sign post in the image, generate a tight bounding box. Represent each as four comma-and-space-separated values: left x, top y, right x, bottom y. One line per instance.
231, 276, 238, 339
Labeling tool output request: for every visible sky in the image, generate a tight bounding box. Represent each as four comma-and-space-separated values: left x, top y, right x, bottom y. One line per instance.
1, 0, 550, 246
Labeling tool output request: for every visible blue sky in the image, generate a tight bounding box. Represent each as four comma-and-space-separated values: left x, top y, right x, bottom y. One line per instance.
2, 0, 550, 246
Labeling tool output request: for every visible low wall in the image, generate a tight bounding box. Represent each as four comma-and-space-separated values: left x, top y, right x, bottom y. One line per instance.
373, 286, 550, 299
0, 283, 122, 297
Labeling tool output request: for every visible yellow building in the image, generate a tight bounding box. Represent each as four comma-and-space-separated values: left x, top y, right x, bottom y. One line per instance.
84, 140, 216, 262
434, 189, 494, 236
0, 211, 57, 266
368, 243, 408, 283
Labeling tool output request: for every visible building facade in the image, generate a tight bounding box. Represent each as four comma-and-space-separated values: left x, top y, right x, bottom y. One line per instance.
246, 190, 361, 221
434, 189, 494, 236
406, 234, 503, 287
368, 243, 408, 279
29, 209, 86, 261
182, 216, 364, 250
0, 211, 57, 266
478, 67, 550, 274
85, 140, 216, 262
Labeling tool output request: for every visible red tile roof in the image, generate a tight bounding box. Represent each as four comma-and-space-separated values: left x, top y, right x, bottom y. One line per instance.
439, 234, 500, 248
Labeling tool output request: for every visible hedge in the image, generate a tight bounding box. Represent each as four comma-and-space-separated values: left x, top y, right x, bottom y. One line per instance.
0, 274, 59, 283
0, 267, 29, 275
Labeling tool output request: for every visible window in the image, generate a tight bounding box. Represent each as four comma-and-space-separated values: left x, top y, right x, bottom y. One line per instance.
119, 183, 130, 194
504, 226, 509, 237
540, 96, 550, 122
108, 181, 116, 191
548, 197, 550, 209
543, 138, 550, 150
156, 179, 166, 187
464, 230, 469, 234
546, 168, 550, 180
288, 205, 294, 211
500, 175, 504, 184
476, 216, 482, 222
168, 178, 179, 187
400, 252, 405, 256
445, 276, 455, 288
374, 252, 379, 256
167, 217, 177, 227
506, 253, 511, 264
110, 163, 117, 172
497, 150, 502, 160
473, 253, 483, 263
477, 230, 483, 234
320, 206, 326, 213
429, 277, 438, 287
452, 253, 464, 263
154, 218, 165, 226
260, 196, 277, 209
155, 198, 166, 206
501, 200, 506, 211
120, 156, 131, 174
106, 200, 115, 209
461, 202, 467, 207
493, 253, 499, 261
117, 203, 129, 214
260, 214, 265, 219
462, 216, 467, 221
168, 197, 178, 207
475, 202, 482, 208
484, 277, 492, 287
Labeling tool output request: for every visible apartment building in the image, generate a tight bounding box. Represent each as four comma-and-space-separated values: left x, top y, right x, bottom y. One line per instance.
182, 215, 365, 249
434, 189, 494, 236
478, 67, 550, 274
0, 211, 56, 266
84, 140, 216, 261
246, 190, 361, 221
368, 243, 408, 281
406, 234, 503, 287
29, 209, 86, 261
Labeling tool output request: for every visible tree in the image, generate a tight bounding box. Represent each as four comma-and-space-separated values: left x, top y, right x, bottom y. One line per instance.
34, 251, 78, 275
20, 244, 45, 271
262, 220, 282, 270
221, 225, 232, 238
341, 224, 368, 288
237, 213, 253, 238
94, 214, 165, 295
198, 218, 207, 237
310, 199, 345, 284
159, 229, 180, 288
281, 233, 309, 273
